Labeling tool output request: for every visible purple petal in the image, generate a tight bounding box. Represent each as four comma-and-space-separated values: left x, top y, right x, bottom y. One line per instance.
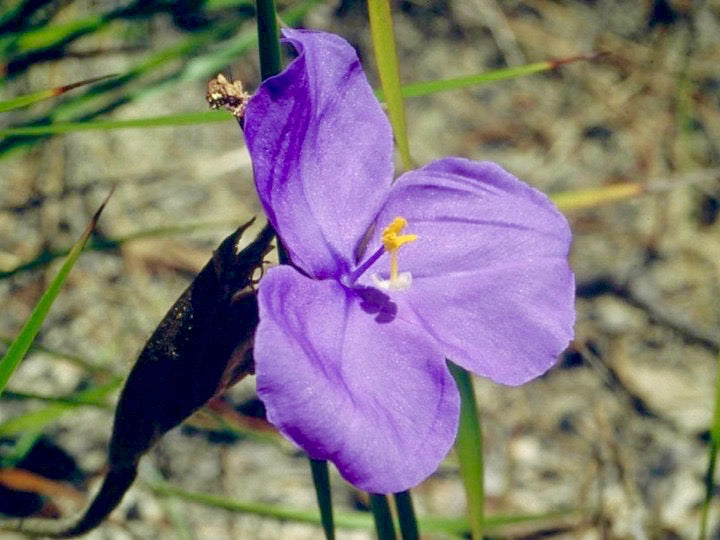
244, 30, 393, 279
254, 265, 460, 493
361, 158, 575, 385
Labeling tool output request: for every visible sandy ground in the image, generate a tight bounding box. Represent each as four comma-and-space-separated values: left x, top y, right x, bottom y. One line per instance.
2, 0, 720, 538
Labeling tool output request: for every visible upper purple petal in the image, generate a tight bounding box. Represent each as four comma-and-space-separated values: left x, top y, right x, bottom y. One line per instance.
244, 30, 394, 279
360, 158, 575, 385
254, 265, 460, 493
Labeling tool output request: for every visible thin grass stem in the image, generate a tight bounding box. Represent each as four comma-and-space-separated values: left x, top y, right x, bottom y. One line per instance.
148, 480, 579, 535
367, 0, 411, 171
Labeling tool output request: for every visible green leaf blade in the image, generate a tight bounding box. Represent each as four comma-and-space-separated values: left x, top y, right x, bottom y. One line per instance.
152, 481, 582, 536
0, 192, 111, 397
0, 75, 117, 113
700, 350, 720, 538
0, 379, 121, 436
0, 110, 231, 137
368, 0, 411, 171
550, 182, 644, 211
399, 61, 551, 98
448, 362, 484, 539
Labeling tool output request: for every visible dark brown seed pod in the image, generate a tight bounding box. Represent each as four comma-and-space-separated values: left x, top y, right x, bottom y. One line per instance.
0, 220, 274, 537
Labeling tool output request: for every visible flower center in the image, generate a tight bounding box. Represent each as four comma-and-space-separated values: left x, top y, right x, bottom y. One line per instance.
347, 216, 417, 291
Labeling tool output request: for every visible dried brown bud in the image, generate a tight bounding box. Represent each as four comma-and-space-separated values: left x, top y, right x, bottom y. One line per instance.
206, 73, 250, 119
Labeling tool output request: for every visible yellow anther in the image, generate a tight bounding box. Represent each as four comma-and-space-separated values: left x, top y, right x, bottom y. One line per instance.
382, 217, 417, 252
380, 216, 417, 285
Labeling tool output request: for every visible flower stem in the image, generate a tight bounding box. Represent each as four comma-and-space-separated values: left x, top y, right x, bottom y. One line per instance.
393, 490, 419, 540
309, 459, 335, 540
699, 349, 720, 539
255, 7, 328, 540
369, 493, 396, 540
255, 0, 281, 80
254, 0, 290, 266
448, 362, 484, 539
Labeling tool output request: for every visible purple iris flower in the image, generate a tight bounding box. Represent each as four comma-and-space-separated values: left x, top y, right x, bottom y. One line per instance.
242, 29, 575, 494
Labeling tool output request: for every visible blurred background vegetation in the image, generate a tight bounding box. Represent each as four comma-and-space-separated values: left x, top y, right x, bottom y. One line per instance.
1, 0, 720, 538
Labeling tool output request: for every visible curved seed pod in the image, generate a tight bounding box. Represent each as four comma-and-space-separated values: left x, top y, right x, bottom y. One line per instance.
0, 220, 274, 537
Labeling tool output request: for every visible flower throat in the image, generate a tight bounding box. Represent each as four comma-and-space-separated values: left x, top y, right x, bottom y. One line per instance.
348, 216, 417, 291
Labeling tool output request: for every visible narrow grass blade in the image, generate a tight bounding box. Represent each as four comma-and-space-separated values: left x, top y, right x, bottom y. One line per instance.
0, 380, 118, 475
0, 191, 112, 398
0, 379, 121, 436
205, 0, 253, 9
1, 63, 617, 135
0, 1, 313, 153
699, 350, 720, 539
145, 467, 196, 540
0, 219, 237, 279
0, 110, 230, 136
0, 16, 242, 157
394, 491, 419, 540
2, 388, 116, 408
448, 362, 484, 540
164, 498, 196, 540
424, 508, 582, 535
368, 0, 411, 170
150, 482, 375, 530
0, 336, 116, 377
1, 3, 222, 70
175, 31, 256, 84
0, 74, 117, 113
46, 22, 236, 121
150, 481, 580, 536
551, 182, 644, 211
375, 55, 599, 100
309, 458, 335, 540
0, 15, 105, 60
0, 45, 582, 141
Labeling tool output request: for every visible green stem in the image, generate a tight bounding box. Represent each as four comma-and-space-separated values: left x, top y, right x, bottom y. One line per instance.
393, 491, 418, 540
256, 0, 281, 80
254, 0, 290, 266
255, 6, 330, 540
309, 459, 335, 540
449, 362, 484, 539
699, 350, 720, 539
369, 494, 396, 540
